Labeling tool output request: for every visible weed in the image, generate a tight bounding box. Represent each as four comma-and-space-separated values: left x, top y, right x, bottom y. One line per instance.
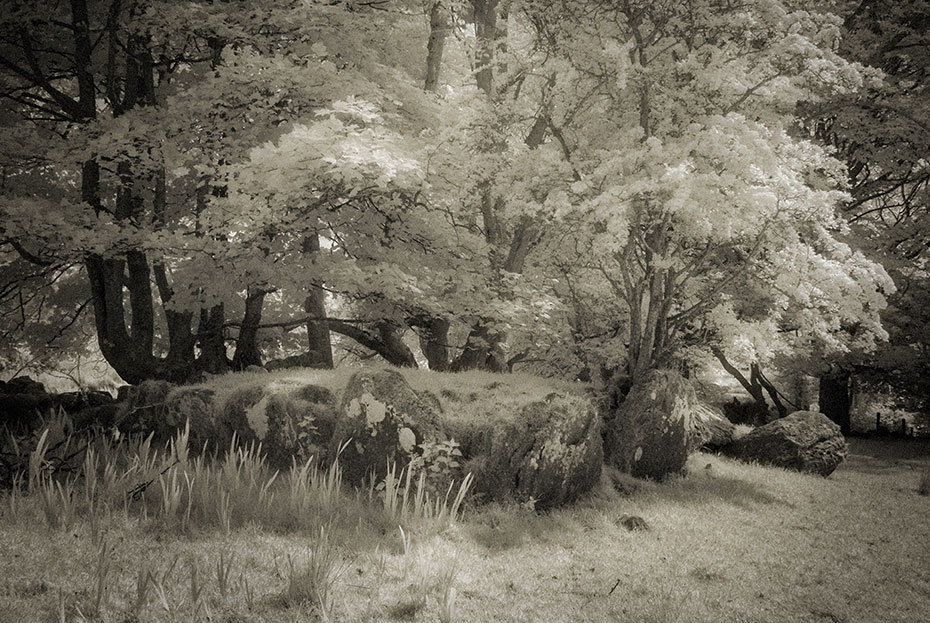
150, 555, 180, 613
284, 526, 346, 620
5, 472, 24, 521
215, 550, 235, 604
28, 429, 51, 493
398, 525, 413, 579
408, 439, 464, 497
217, 490, 232, 534
37, 472, 79, 530
435, 556, 459, 623
88, 537, 112, 617
128, 565, 153, 620
159, 466, 183, 526
377, 461, 473, 525
919, 468, 930, 496
240, 576, 256, 612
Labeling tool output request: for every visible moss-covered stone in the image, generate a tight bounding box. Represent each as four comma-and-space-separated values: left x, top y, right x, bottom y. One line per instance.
263, 387, 338, 469
332, 369, 444, 485
603, 369, 693, 480
164, 387, 254, 453
118, 380, 174, 438
222, 383, 337, 469
457, 392, 602, 510
222, 386, 265, 444
689, 403, 735, 452
722, 410, 847, 476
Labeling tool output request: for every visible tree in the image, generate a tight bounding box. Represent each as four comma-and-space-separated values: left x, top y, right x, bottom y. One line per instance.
0, 0, 449, 382
519, 0, 892, 391
0, 0, 898, 396
802, 0, 930, 427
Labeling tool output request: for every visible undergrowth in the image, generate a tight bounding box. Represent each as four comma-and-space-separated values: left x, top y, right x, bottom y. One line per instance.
2, 417, 471, 537
1, 417, 472, 622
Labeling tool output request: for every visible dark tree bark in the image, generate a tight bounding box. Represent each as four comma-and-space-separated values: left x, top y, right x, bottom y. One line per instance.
328, 319, 417, 368
712, 348, 787, 423
232, 288, 267, 370
198, 304, 228, 374
424, 2, 449, 92
452, 25, 547, 371
451, 323, 506, 372
302, 232, 334, 368
1, 0, 264, 384
472, 0, 500, 97
819, 371, 852, 434
414, 316, 451, 371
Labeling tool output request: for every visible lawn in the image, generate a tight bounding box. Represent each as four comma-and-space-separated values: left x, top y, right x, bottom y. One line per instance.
1, 436, 928, 623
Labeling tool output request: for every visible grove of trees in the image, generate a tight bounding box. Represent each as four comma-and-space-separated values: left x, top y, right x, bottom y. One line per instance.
1, 0, 925, 422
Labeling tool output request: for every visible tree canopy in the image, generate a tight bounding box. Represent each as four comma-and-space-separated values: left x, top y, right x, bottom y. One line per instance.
0, 0, 913, 407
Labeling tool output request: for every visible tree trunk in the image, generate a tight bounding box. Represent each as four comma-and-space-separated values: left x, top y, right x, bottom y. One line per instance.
819, 371, 852, 434
424, 2, 449, 92
377, 322, 418, 368
752, 363, 789, 418
451, 323, 506, 372
302, 232, 334, 368
472, 0, 499, 97
414, 316, 451, 371
198, 304, 228, 374
232, 288, 266, 370
327, 319, 418, 368
452, 14, 547, 370
86, 255, 156, 384
712, 348, 774, 425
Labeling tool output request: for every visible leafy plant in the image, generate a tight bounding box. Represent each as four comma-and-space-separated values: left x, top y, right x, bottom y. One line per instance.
408, 439, 464, 498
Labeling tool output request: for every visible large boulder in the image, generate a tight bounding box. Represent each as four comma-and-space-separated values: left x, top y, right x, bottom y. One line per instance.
222, 383, 337, 469
689, 403, 735, 452
117, 380, 175, 438
56, 390, 115, 414
0, 376, 55, 431
0, 391, 54, 431
603, 369, 693, 480
164, 387, 254, 452
1, 380, 116, 434
6, 376, 47, 395
455, 392, 602, 511
722, 410, 847, 476
332, 369, 444, 484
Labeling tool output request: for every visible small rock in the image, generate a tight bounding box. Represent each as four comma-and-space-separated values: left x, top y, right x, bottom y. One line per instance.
618, 514, 649, 531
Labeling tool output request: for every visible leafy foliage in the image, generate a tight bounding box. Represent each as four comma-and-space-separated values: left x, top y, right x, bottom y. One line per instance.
0, 0, 906, 404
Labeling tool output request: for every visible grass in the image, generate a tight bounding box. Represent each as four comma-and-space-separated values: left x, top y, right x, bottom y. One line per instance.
1, 431, 929, 622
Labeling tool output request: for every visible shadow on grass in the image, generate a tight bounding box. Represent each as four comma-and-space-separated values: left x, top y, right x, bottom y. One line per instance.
463, 503, 559, 551
842, 438, 930, 476
461, 466, 790, 552
663, 472, 790, 510
846, 437, 930, 461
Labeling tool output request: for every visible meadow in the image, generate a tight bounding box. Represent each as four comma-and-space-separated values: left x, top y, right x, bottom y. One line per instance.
1, 425, 928, 623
